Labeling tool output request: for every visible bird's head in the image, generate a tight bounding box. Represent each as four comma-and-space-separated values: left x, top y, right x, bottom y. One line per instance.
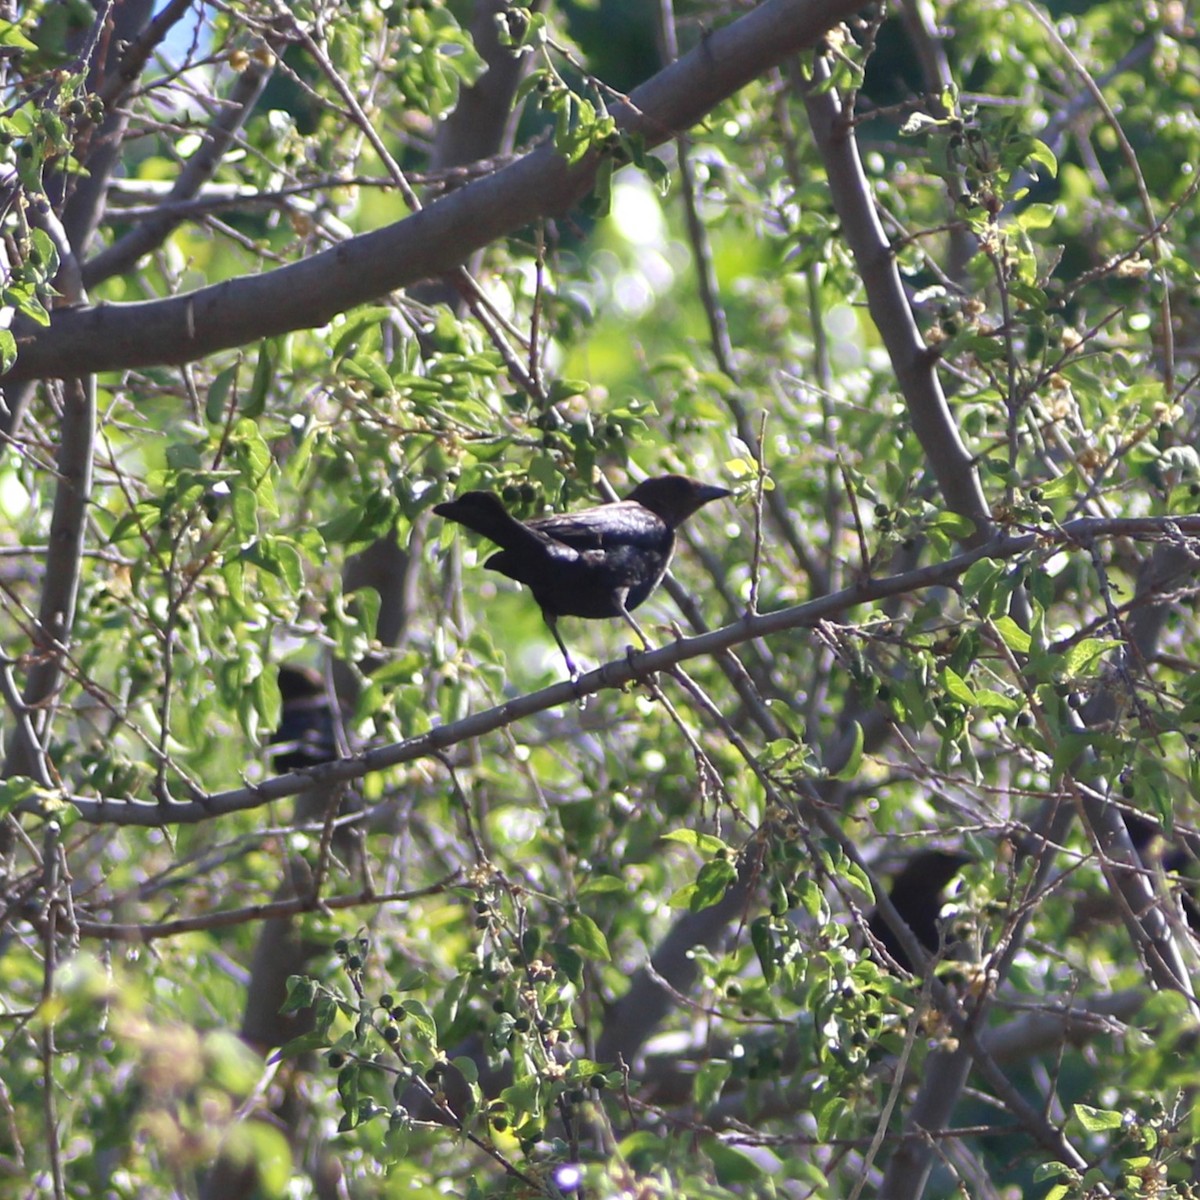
625, 475, 730, 527
433, 491, 510, 522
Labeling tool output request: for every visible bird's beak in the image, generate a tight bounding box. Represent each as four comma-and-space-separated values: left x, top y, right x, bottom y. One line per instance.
698, 484, 732, 503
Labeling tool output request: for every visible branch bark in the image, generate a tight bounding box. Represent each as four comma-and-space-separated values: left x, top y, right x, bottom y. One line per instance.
802, 53, 991, 537
2, 0, 862, 384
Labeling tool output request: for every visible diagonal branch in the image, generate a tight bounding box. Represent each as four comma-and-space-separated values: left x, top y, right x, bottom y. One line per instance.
82, 56, 275, 288
36, 513, 1200, 827
801, 53, 991, 538
3, 0, 863, 384
3, 378, 97, 781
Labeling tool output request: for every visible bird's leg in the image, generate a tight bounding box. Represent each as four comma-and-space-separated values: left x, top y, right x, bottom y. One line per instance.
618, 596, 652, 654
624, 585, 652, 652
543, 613, 579, 681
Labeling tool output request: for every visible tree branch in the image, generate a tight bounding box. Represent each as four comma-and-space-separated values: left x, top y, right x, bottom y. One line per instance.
38, 514, 1200, 826
801, 53, 991, 537
2, 0, 862, 383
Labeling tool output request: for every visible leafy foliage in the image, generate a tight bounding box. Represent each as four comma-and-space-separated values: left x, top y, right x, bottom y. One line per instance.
3, 0, 1200, 1197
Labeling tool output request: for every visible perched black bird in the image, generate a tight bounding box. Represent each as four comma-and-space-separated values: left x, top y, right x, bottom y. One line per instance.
434, 475, 730, 674
867, 849, 971, 973
269, 665, 340, 773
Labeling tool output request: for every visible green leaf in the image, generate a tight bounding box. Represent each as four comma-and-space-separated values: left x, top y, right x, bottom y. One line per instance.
1017, 202, 1058, 231
750, 918, 776, 984
549, 941, 583, 984
993, 615, 1031, 654
1038, 466, 1080, 501
1073, 1103, 1124, 1132
231, 484, 258, 539
931, 511, 976, 539
566, 913, 610, 961
0, 19, 37, 50
941, 666, 977, 706
547, 378, 590, 403
578, 875, 626, 897
690, 858, 737, 912
398, 999, 437, 1047
1033, 1162, 1072, 1184
244, 339, 275, 417
707, 1140, 765, 1184
205, 365, 237, 424
662, 829, 731, 857
1025, 138, 1058, 179
280, 974, 318, 1015
961, 557, 1006, 614
830, 721, 863, 780
1063, 638, 1120, 678
692, 1059, 731, 1112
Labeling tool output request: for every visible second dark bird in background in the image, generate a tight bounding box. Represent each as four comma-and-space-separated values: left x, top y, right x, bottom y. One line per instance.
269, 665, 341, 773
867, 849, 971, 973
434, 474, 730, 676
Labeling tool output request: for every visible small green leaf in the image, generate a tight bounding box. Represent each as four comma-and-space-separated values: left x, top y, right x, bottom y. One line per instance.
206, 365, 237, 424
244, 339, 275, 417
1063, 638, 1120, 678
281, 974, 318, 1014
830, 721, 863, 780
547, 378, 589, 403
1038, 466, 1080, 501
578, 875, 626, 897
750, 917, 776, 984
692, 1059, 731, 1112
662, 829, 731, 857
0, 20, 38, 50
1025, 138, 1058, 179
707, 1140, 765, 1184
690, 858, 737, 911
1017, 202, 1058, 231
398, 999, 436, 1046
1033, 1162, 1072, 1184
993, 615, 1031, 654
941, 666, 977, 706
567, 913, 610, 961
1073, 1104, 1124, 1132
931, 511, 976, 538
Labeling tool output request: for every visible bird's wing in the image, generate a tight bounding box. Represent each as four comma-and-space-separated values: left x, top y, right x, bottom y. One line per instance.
528, 501, 666, 551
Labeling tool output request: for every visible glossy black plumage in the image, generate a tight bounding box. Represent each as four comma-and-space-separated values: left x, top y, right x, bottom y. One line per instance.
867, 849, 970, 972
434, 475, 730, 672
269, 665, 339, 773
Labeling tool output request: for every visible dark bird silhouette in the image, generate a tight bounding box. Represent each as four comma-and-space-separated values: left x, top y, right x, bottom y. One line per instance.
269, 665, 340, 773
434, 475, 730, 674
867, 849, 971, 973
1122, 812, 1200, 932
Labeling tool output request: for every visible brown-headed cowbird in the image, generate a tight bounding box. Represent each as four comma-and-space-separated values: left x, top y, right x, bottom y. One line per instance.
867, 849, 971, 972
269, 665, 340, 773
434, 474, 730, 674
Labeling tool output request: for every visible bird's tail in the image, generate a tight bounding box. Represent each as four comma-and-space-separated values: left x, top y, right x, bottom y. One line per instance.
433, 492, 553, 555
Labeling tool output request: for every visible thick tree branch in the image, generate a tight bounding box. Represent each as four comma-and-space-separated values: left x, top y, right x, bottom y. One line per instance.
2, 0, 861, 384
3, 378, 96, 782
802, 53, 991, 537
